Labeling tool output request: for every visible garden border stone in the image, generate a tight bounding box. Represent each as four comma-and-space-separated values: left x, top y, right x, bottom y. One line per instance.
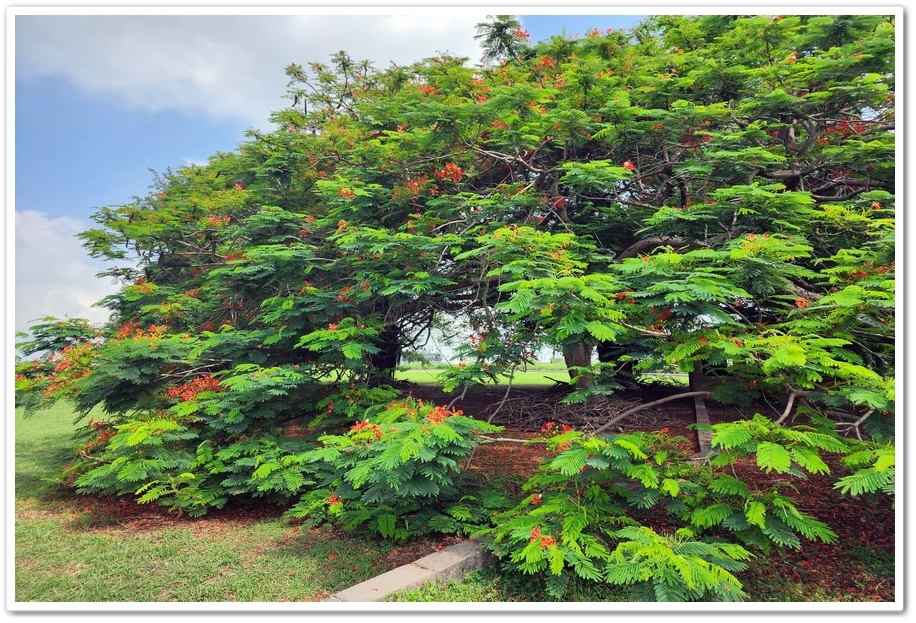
321, 539, 493, 602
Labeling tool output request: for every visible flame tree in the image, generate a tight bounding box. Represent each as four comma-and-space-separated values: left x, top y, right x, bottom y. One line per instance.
17, 15, 894, 522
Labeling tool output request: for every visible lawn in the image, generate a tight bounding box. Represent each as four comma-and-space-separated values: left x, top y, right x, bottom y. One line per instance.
395, 366, 689, 388
396, 367, 567, 386
12, 402, 413, 603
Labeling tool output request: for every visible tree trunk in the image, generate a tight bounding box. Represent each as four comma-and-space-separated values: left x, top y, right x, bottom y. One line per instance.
596, 342, 638, 388
563, 341, 595, 389
368, 325, 402, 380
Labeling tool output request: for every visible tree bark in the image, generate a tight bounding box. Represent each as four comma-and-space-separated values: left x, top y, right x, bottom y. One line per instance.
368, 325, 402, 379
563, 341, 594, 389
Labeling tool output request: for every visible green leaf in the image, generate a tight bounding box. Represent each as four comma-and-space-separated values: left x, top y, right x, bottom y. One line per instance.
376, 514, 397, 539
660, 478, 681, 497
690, 503, 732, 529
341, 342, 364, 359
789, 446, 830, 475
549, 448, 588, 476
549, 546, 566, 575
745, 501, 766, 528
585, 320, 618, 341
756, 441, 792, 473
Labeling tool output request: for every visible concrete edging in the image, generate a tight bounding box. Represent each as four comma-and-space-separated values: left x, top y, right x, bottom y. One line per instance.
321, 539, 493, 602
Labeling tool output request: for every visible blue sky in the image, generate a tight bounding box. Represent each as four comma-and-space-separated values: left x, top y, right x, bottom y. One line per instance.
9, 9, 647, 336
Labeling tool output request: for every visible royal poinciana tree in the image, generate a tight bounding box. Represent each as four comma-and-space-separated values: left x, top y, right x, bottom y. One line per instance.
16, 15, 895, 600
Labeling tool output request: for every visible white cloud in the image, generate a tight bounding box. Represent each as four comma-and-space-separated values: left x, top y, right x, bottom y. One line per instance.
14, 210, 118, 334
15, 13, 488, 129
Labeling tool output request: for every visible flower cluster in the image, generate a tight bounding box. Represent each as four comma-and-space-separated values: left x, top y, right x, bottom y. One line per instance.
425, 404, 463, 424
166, 374, 222, 402
393, 176, 429, 200
115, 322, 168, 341
540, 421, 573, 434
534, 55, 556, 71
436, 162, 464, 183
349, 419, 384, 441
529, 526, 557, 549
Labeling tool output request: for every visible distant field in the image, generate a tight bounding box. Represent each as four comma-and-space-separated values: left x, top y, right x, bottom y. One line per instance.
395, 368, 567, 386
395, 368, 689, 387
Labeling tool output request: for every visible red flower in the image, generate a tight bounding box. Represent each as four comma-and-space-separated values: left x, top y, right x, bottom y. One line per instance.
539, 535, 556, 549
660, 427, 670, 434
426, 405, 451, 425
623, 159, 637, 171
531, 494, 542, 505
435, 162, 464, 183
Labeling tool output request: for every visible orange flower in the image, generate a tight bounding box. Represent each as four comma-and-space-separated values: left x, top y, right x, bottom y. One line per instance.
623, 159, 637, 171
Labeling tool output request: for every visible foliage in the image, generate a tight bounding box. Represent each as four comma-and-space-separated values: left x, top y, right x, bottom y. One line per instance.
475, 416, 864, 601
14, 13, 895, 575
284, 398, 506, 541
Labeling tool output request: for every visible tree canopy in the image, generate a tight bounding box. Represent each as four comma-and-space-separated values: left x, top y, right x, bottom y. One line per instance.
15, 14, 896, 599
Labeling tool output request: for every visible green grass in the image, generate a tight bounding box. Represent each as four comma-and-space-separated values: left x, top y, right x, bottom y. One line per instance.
395, 367, 689, 388
395, 368, 569, 386
12, 403, 404, 603
387, 566, 633, 602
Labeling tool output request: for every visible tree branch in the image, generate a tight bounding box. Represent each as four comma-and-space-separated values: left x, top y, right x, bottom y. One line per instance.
591, 391, 712, 436
614, 236, 687, 261
775, 388, 814, 424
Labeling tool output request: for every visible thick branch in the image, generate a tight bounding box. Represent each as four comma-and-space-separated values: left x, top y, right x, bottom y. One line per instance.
775, 388, 814, 424
591, 391, 712, 436
615, 236, 686, 261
